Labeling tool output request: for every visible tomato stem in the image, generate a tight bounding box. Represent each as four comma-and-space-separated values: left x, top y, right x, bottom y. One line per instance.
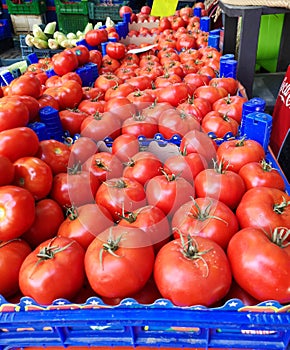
65, 205, 79, 221
36, 238, 74, 261
189, 198, 228, 224
99, 228, 124, 270
271, 227, 290, 248
273, 196, 290, 214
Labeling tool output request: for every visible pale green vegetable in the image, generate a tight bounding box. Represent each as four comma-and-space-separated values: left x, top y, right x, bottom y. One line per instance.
105, 17, 115, 28
66, 32, 77, 40
83, 22, 94, 34
44, 22, 57, 36
48, 38, 59, 50
94, 22, 103, 29
25, 34, 34, 47
32, 24, 48, 41
31, 37, 49, 49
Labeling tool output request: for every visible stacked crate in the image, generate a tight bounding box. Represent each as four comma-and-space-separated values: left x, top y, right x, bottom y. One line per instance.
88, 0, 123, 23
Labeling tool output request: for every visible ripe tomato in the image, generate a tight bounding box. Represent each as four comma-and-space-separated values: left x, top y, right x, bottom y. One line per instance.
36, 139, 72, 175
209, 77, 239, 96
59, 108, 88, 136
19, 237, 85, 305
58, 203, 113, 250
0, 127, 39, 163
216, 138, 266, 173
0, 185, 35, 240
126, 90, 155, 112
194, 85, 228, 106
156, 83, 190, 107
37, 94, 59, 110
201, 110, 239, 138
227, 226, 290, 303
71, 45, 90, 66
18, 95, 40, 123
104, 83, 136, 101
122, 112, 158, 138
0, 155, 14, 186
85, 226, 154, 298
146, 170, 195, 218
89, 49, 102, 68
82, 151, 124, 183
118, 205, 171, 253
194, 159, 246, 210
154, 236, 232, 306
0, 96, 29, 132
106, 42, 126, 60
0, 239, 31, 298
238, 159, 286, 191
212, 95, 247, 124
69, 136, 98, 165
8, 74, 42, 99
94, 73, 123, 93
95, 177, 147, 222
123, 151, 163, 186
104, 96, 137, 123
236, 187, 290, 231
52, 49, 79, 76
111, 134, 140, 163
13, 157, 53, 200
172, 197, 239, 250
21, 198, 65, 249
85, 28, 108, 47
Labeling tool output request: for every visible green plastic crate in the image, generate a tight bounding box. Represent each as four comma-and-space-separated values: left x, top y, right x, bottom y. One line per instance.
56, 13, 89, 34
6, 0, 46, 15
88, 2, 122, 22
55, 0, 88, 15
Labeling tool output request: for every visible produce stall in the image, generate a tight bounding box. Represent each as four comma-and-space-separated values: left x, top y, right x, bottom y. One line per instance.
0, 0, 289, 349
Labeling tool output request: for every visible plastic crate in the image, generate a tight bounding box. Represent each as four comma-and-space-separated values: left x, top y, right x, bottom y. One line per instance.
54, 0, 88, 15
6, 0, 46, 15
56, 12, 89, 34
10, 14, 46, 35
88, 2, 122, 22
0, 18, 12, 39
0, 296, 289, 349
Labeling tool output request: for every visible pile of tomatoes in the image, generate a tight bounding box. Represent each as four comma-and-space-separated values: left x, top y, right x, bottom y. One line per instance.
0, 5, 289, 308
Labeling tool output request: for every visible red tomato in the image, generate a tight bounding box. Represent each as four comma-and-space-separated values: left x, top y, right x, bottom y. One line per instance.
236, 187, 290, 231
238, 159, 286, 191
8, 74, 42, 99
69, 136, 98, 165
18, 95, 40, 123
78, 99, 105, 115
85, 226, 155, 298
201, 110, 239, 138
104, 83, 136, 101
216, 138, 266, 173
119, 5, 133, 17
89, 49, 103, 68
104, 96, 137, 123
59, 108, 88, 136
123, 151, 163, 186
37, 94, 60, 110
106, 42, 126, 60
111, 134, 140, 163
36, 139, 71, 175
13, 156, 53, 200
0, 127, 39, 163
0, 185, 35, 240
95, 177, 147, 222
183, 72, 210, 89
172, 197, 239, 250
154, 236, 232, 306
212, 95, 247, 124
122, 112, 158, 138
0, 96, 29, 131
19, 237, 85, 305
177, 96, 212, 122
0, 239, 31, 298
146, 170, 195, 218
209, 77, 239, 96
227, 226, 290, 303
126, 75, 153, 91
118, 204, 171, 253
82, 151, 124, 183
94, 73, 123, 93
22, 198, 65, 249
72, 45, 90, 66
58, 203, 113, 250
52, 50, 79, 76
194, 159, 246, 210
0, 155, 14, 185
194, 85, 228, 106
156, 83, 190, 107
224, 279, 259, 306
158, 108, 200, 139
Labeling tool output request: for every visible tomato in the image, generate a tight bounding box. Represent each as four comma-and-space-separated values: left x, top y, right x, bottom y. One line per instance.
58, 203, 113, 250
78, 99, 105, 115
44, 80, 83, 110
0, 96, 29, 131
19, 237, 85, 305
0, 185, 35, 240
82, 86, 104, 101
100, 55, 121, 74
13, 156, 53, 200
212, 95, 247, 124
201, 110, 239, 138
122, 112, 158, 138
154, 236, 232, 306
69, 136, 98, 165
118, 205, 171, 253
95, 177, 147, 222
126, 90, 155, 112
224, 279, 259, 306
104, 96, 137, 123
36, 139, 72, 175
80, 111, 121, 142
126, 75, 153, 91
89, 49, 103, 68
50, 164, 99, 208
235, 187, 290, 231
85, 226, 154, 298
0, 239, 31, 298
163, 151, 207, 184
194, 159, 246, 210
8, 74, 42, 99
123, 151, 163, 186
82, 151, 124, 183
106, 42, 126, 60
0, 127, 39, 163
209, 77, 239, 96
183, 72, 210, 89
52, 50, 79, 76
194, 85, 228, 106
111, 134, 140, 163
141, 101, 174, 122
175, 33, 197, 51
156, 83, 190, 107
21, 198, 65, 249
158, 108, 200, 139
146, 170, 195, 218
104, 83, 136, 101
37, 94, 59, 110
238, 159, 286, 191
71, 45, 90, 66
59, 108, 88, 136
94, 73, 123, 93
119, 5, 133, 18
227, 226, 290, 303
18, 95, 40, 123
172, 197, 239, 250
216, 138, 266, 173
0, 155, 14, 186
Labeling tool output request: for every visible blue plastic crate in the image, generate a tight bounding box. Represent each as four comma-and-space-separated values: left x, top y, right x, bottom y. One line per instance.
0, 18, 12, 39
